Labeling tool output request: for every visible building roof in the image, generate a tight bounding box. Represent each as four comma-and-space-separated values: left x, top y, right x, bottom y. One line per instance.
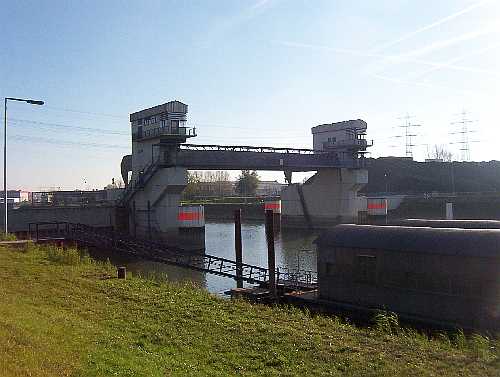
130, 100, 188, 122
311, 119, 367, 134
315, 224, 500, 258
257, 180, 287, 185
392, 219, 500, 229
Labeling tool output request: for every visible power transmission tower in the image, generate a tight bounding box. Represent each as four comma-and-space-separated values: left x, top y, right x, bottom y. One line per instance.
450, 110, 474, 162
397, 113, 421, 158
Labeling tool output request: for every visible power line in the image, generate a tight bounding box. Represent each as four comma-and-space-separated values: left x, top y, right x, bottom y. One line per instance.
8, 134, 129, 150
42, 105, 125, 119
9, 118, 130, 136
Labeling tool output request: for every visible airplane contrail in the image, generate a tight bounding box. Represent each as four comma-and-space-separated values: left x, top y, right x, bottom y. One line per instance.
369, 73, 480, 96
406, 43, 500, 80
398, 28, 494, 59
363, 27, 495, 75
277, 40, 499, 77
370, 0, 493, 52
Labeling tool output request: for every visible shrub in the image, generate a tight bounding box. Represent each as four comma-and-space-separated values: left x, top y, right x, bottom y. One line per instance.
44, 246, 91, 266
373, 310, 400, 335
0, 232, 17, 241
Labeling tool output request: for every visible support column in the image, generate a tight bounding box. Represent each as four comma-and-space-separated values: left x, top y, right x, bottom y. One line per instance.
265, 209, 276, 297
281, 168, 368, 228
234, 209, 243, 288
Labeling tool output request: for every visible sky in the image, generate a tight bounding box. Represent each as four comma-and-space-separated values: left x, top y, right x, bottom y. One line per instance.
0, 0, 498, 190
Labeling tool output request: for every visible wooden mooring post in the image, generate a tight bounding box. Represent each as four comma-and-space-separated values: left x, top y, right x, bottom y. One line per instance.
147, 200, 152, 240
234, 209, 243, 288
132, 201, 137, 238
117, 266, 127, 279
265, 209, 276, 297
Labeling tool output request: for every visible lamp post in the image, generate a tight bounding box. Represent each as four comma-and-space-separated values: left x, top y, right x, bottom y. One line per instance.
4, 97, 44, 234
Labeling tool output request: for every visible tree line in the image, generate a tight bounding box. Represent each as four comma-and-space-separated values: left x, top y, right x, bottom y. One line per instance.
183, 170, 260, 200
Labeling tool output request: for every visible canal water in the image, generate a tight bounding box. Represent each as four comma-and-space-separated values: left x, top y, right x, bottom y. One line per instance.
90, 220, 319, 294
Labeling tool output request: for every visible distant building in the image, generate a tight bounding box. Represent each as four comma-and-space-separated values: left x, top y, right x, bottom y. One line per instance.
256, 180, 287, 197
29, 189, 124, 206
195, 181, 235, 198
0, 190, 30, 204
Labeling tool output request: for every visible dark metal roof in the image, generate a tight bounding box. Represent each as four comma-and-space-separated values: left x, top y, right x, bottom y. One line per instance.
130, 101, 188, 121
391, 219, 500, 229
315, 224, 500, 258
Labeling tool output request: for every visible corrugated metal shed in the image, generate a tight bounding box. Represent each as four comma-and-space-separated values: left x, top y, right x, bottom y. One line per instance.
315, 224, 500, 258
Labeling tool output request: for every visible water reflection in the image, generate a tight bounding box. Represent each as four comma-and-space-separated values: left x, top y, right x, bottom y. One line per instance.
89, 220, 319, 294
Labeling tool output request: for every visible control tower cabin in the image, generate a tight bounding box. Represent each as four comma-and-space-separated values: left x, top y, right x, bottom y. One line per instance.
129, 100, 196, 183
312, 119, 368, 162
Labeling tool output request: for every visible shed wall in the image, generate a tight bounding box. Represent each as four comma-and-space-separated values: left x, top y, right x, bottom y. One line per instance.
318, 246, 500, 328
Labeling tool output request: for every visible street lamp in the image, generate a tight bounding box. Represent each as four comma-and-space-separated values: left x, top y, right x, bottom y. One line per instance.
4, 97, 44, 234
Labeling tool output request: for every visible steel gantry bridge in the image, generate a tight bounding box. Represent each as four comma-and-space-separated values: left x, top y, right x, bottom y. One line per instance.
120, 142, 366, 205
29, 222, 317, 288
172, 143, 364, 171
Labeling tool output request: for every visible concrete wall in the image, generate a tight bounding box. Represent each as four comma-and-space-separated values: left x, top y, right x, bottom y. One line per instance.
4, 205, 117, 233
312, 120, 367, 152
131, 138, 159, 182
129, 167, 187, 241
281, 168, 368, 227
313, 127, 354, 151
203, 203, 265, 220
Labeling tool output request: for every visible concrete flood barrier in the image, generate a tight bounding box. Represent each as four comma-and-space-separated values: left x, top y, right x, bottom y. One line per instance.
3, 205, 117, 235
264, 199, 281, 230
177, 205, 205, 251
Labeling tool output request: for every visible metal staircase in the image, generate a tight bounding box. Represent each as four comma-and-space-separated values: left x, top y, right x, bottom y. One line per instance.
119, 161, 160, 206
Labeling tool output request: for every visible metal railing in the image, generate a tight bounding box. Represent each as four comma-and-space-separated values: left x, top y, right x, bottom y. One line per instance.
27, 222, 317, 287
322, 138, 368, 149
132, 126, 196, 141
180, 144, 324, 154
119, 160, 160, 205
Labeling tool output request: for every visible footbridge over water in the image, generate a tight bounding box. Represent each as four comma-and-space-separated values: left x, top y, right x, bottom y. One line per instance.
119, 101, 371, 240
30, 222, 317, 289
174, 144, 364, 172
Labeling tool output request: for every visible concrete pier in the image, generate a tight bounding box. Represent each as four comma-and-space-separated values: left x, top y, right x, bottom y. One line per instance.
281, 168, 368, 227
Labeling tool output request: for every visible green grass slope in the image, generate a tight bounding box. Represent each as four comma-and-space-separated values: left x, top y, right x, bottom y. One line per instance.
0, 245, 498, 376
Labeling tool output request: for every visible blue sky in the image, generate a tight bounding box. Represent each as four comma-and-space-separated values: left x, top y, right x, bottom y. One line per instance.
0, 0, 498, 190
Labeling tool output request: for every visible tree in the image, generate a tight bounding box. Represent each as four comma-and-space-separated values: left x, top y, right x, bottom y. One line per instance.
427, 145, 453, 162
183, 171, 202, 200
236, 170, 259, 196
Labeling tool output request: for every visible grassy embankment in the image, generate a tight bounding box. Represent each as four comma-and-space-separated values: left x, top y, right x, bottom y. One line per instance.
0, 243, 499, 376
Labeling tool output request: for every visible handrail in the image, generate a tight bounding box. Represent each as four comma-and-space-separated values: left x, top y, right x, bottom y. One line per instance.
119, 159, 160, 205
27, 221, 317, 287
133, 126, 196, 141
181, 144, 324, 154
